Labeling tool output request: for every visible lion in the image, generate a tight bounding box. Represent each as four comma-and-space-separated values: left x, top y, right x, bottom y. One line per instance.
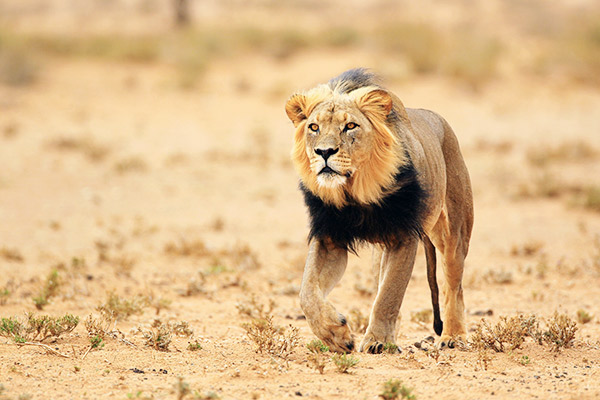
285, 69, 473, 353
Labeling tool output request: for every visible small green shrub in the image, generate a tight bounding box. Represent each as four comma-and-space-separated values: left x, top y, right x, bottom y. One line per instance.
331, 353, 359, 373
307, 340, 329, 374
379, 379, 416, 400
32, 269, 61, 310
0, 313, 79, 343
96, 292, 148, 321
90, 335, 105, 349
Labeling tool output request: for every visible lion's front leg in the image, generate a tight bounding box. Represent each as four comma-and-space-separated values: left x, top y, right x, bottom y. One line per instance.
359, 238, 418, 354
300, 239, 354, 353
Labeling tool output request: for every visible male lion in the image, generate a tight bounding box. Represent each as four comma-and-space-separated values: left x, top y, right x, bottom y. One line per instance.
285, 69, 473, 353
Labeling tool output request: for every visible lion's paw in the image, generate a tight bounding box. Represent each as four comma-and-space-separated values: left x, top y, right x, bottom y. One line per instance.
437, 335, 465, 350
358, 334, 400, 354
312, 313, 355, 353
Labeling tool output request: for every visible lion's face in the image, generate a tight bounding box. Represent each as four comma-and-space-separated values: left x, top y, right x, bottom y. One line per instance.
286, 85, 406, 208
303, 98, 376, 189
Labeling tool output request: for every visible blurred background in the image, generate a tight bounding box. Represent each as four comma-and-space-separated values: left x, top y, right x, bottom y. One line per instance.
2, 0, 600, 283
2, 0, 600, 91
1, 0, 599, 273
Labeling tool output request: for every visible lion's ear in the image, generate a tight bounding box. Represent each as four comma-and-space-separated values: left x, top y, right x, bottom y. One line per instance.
356, 89, 393, 118
285, 94, 308, 127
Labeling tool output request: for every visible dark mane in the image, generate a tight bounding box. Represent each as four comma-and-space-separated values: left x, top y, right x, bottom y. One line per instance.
327, 68, 380, 94
300, 162, 427, 253
329, 67, 401, 127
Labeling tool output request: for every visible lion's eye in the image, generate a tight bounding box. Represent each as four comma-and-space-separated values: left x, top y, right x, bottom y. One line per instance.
308, 123, 319, 133
345, 122, 358, 131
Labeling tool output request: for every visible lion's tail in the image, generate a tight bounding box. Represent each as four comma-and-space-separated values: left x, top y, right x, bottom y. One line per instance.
423, 236, 443, 336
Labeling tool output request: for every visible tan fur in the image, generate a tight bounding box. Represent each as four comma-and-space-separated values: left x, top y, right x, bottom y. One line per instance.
286, 77, 473, 353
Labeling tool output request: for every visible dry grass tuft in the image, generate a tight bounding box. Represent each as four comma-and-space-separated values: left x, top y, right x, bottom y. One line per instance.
0, 286, 10, 305
46, 135, 110, 162
482, 269, 514, 285
544, 312, 578, 351
164, 238, 209, 258
0, 247, 24, 262
411, 309, 433, 326
136, 320, 193, 352
241, 316, 299, 359
471, 312, 578, 353
306, 339, 330, 374
139, 319, 173, 351
510, 241, 544, 257
96, 292, 148, 322
349, 308, 369, 334
470, 314, 541, 352
236, 294, 275, 320
526, 141, 598, 167
32, 269, 61, 310
113, 156, 149, 174
577, 310, 594, 325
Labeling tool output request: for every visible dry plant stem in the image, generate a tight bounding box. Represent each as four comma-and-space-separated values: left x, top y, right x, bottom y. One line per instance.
16, 342, 70, 358
81, 346, 92, 360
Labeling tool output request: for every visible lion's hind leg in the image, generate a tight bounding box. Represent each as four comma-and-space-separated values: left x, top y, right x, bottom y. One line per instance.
432, 226, 469, 349
423, 235, 443, 336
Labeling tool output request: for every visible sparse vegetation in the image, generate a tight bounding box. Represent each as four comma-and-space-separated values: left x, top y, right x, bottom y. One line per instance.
89, 335, 105, 350
331, 353, 360, 374
383, 343, 399, 354
544, 312, 578, 351
471, 312, 578, 353
349, 308, 369, 334
139, 320, 173, 351
0, 313, 79, 343
96, 292, 148, 321
379, 379, 416, 400
236, 294, 275, 320
410, 309, 432, 325
306, 339, 329, 374
145, 290, 172, 316
482, 268, 514, 285
0, 287, 10, 305
526, 141, 598, 167
187, 340, 202, 351
0, 247, 24, 262
32, 269, 61, 310
175, 377, 190, 400
241, 316, 299, 359
164, 238, 209, 258
510, 241, 544, 257
46, 136, 110, 162
135, 319, 194, 352
113, 156, 149, 174
471, 315, 540, 352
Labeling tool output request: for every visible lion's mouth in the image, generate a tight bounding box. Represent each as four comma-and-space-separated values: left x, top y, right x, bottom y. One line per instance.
319, 166, 340, 175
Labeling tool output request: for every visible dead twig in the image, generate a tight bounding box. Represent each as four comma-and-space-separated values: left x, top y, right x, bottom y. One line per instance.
17, 341, 70, 358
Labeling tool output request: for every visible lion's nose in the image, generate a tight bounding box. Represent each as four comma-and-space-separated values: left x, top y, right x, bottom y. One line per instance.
314, 147, 339, 161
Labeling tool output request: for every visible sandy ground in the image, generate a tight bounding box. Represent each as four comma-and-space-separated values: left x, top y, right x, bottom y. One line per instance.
1, 1, 600, 399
